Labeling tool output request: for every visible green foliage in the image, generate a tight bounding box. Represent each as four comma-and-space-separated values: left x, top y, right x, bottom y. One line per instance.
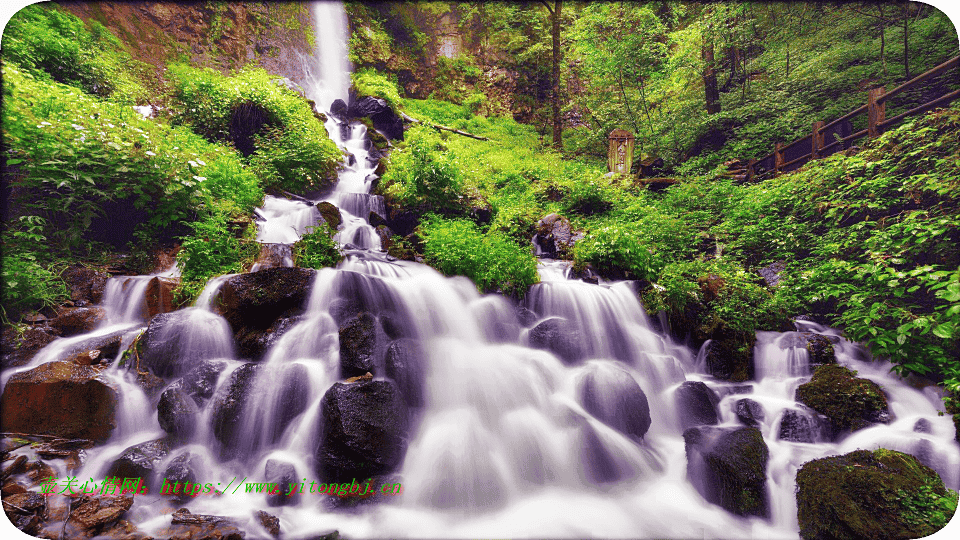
351, 68, 403, 112
574, 211, 690, 281
1, 4, 149, 101
167, 64, 341, 193
381, 125, 464, 211
293, 224, 343, 269
418, 215, 539, 298
897, 482, 958, 531
175, 207, 259, 304
0, 216, 69, 322
430, 55, 481, 104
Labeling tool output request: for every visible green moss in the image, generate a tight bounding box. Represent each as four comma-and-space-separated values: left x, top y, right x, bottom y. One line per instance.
796, 365, 889, 436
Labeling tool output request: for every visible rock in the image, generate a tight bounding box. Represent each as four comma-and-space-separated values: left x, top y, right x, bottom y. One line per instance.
375, 224, 395, 248
778, 407, 829, 443
804, 334, 837, 368
316, 201, 343, 229
2, 491, 46, 535
235, 313, 303, 361
339, 312, 378, 378
167, 508, 244, 540
271, 363, 311, 443
330, 99, 348, 120
348, 96, 404, 140
0, 361, 117, 441
265, 459, 300, 507
316, 380, 408, 483
159, 453, 201, 502
577, 362, 651, 439
387, 207, 420, 237
675, 381, 720, 430
384, 339, 426, 407
703, 332, 755, 382
68, 494, 134, 533
61, 265, 110, 305
69, 349, 103, 365
528, 317, 584, 365
532, 213, 579, 258
139, 309, 234, 378
255, 510, 281, 537
368, 210, 388, 229
913, 418, 933, 433
796, 449, 955, 540
217, 267, 315, 331
158, 386, 200, 438
796, 364, 889, 438
49, 307, 105, 337
515, 307, 538, 328
175, 360, 228, 406
734, 398, 764, 427
211, 363, 262, 458
757, 261, 786, 288
106, 439, 170, 492
1, 326, 59, 368
683, 426, 769, 517
145, 276, 177, 318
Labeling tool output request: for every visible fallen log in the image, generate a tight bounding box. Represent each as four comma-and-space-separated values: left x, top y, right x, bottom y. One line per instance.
401, 113, 489, 141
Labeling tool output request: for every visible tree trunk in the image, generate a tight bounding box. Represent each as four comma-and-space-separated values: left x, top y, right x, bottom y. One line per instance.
902, 3, 910, 80
551, 0, 563, 150
702, 42, 721, 114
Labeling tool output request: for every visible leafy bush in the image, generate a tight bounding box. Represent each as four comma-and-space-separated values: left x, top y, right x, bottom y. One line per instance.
293, 224, 343, 269
351, 68, 403, 111
418, 215, 538, 298
573, 212, 690, 281
381, 125, 464, 211
175, 207, 259, 304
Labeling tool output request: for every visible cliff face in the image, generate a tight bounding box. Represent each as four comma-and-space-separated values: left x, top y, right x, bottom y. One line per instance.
59, 1, 316, 84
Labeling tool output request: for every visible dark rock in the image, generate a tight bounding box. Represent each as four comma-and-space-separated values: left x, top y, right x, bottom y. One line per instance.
348, 96, 404, 140
796, 364, 889, 438
368, 210, 388, 229
235, 314, 303, 361
515, 307, 538, 328
158, 387, 200, 438
316, 201, 343, 229
159, 453, 200, 503
61, 265, 110, 305
913, 418, 933, 433
2, 491, 45, 535
796, 449, 954, 540
577, 362, 651, 439
0, 361, 117, 441
384, 339, 426, 407
255, 510, 281, 537
265, 459, 300, 507
1, 326, 59, 368
675, 381, 720, 430
528, 317, 584, 365
168, 508, 244, 540
139, 309, 234, 378
387, 208, 419, 237
217, 267, 315, 331
330, 99, 348, 120
211, 363, 262, 458
375, 224, 395, 247
532, 213, 579, 258
683, 426, 769, 517
778, 408, 828, 443
339, 312, 377, 378
316, 380, 408, 483
176, 360, 228, 405
379, 315, 404, 340
49, 307, 105, 337
734, 398, 764, 427
757, 261, 786, 288
804, 334, 837, 368
106, 439, 170, 492
272, 363, 311, 443
703, 332, 755, 382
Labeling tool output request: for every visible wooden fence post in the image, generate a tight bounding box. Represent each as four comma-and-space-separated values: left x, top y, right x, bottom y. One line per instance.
868, 86, 886, 137
811, 121, 825, 160
774, 143, 784, 176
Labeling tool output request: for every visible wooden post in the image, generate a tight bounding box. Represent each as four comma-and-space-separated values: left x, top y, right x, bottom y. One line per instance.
811, 121, 825, 160
867, 86, 886, 137
746, 158, 756, 182
607, 129, 635, 175
774, 143, 784, 176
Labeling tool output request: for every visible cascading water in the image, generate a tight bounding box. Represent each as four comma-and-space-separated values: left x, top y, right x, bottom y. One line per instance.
4, 3, 959, 539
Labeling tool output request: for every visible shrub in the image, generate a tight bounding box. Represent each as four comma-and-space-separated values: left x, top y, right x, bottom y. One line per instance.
351, 68, 403, 111
381, 125, 464, 211
175, 206, 260, 304
293, 224, 343, 269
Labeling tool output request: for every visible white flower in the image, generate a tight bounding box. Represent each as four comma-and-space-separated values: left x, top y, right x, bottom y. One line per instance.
193, 175, 206, 182
145, 151, 156, 156
196, 159, 206, 166
188, 160, 199, 168
71, 123, 85, 130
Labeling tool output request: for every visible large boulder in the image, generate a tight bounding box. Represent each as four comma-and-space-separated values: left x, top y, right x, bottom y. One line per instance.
703, 332, 755, 382
796, 365, 889, 439
144, 276, 177, 319
106, 439, 170, 492
532, 213, 581, 258
778, 407, 829, 443
528, 317, 584, 365
384, 339, 426, 407
577, 362, 651, 439
158, 453, 201, 503
348, 96, 404, 140
1, 326, 59, 368
264, 459, 300, 507
675, 381, 720, 430
217, 267, 315, 332
270, 363, 311, 443
174, 359, 228, 406
211, 363, 262, 458
139, 309, 234, 378
339, 312, 378, 378
316, 201, 343, 229
316, 380, 408, 483
804, 333, 838, 368
734, 398, 765, 427
49, 307, 105, 337
235, 314, 303, 361
61, 265, 110, 306
64, 494, 134, 538
796, 449, 955, 540
683, 426, 769, 518
157, 386, 200, 439
0, 361, 117, 441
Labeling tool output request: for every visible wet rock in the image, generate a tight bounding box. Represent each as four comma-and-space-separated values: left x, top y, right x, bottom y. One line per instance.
139, 309, 234, 378
348, 96, 404, 140
384, 339, 426, 407
734, 398, 764, 427
387, 208, 419, 237
683, 426, 769, 517
167, 508, 244, 540
577, 363, 651, 439
528, 317, 584, 365
532, 213, 580, 258
272, 363, 311, 443
67, 493, 134, 533
339, 312, 377, 378
1, 480, 27, 496
1, 325, 59, 368
675, 381, 720, 430
796, 364, 889, 438
515, 307, 538, 328
265, 459, 300, 507
159, 453, 201, 503
2, 491, 46, 535
69, 349, 103, 366
913, 418, 933, 433
757, 260, 786, 288
176, 359, 228, 405
330, 99, 348, 120
211, 363, 262, 458
235, 313, 303, 361
379, 315, 404, 340
317, 201, 343, 229
368, 210, 388, 229
218, 267, 314, 333
255, 510, 281, 537
317, 380, 408, 483
0, 361, 117, 441
106, 439, 170, 492
703, 332, 755, 382
158, 387, 200, 439
804, 334, 837, 368
375, 224, 395, 247
1, 455, 28, 480
796, 449, 953, 540
778, 408, 829, 443
145, 276, 177, 319
49, 307, 106, 337
61, 265, 110, 306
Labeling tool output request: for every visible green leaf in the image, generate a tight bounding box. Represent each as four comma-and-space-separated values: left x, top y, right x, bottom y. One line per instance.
932, 323, 955, 339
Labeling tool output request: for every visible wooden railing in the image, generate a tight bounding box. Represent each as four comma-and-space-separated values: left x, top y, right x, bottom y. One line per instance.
745, 55, 960, 181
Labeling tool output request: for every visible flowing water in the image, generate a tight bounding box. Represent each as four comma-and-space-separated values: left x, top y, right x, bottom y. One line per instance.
3, 3, 959, 539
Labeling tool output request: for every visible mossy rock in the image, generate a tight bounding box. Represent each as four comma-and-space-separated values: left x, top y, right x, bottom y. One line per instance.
804, 334, 837, 368
703, 329, 756, 382
796, 365, 889, 438
683, 425, 769, 517
796, 448, 958, 540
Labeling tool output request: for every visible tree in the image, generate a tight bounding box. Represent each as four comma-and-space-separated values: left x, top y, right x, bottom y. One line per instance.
541, 0, 563, 150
